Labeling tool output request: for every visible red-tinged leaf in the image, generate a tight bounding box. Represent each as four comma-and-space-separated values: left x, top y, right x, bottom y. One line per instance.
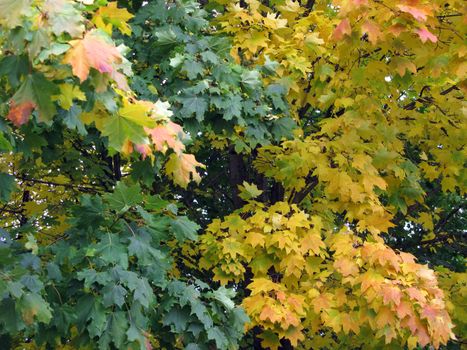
360, 270, 384, 293
334, 257, 359, 276
332, 19, 351, 41
382, 285, 402, 306
145, 125, 185, 154
397, 4, 431, 21
300, 232, 325, 255
7, 100, 35, 126
121, 139, 133, 154
416, 325, 431, 347
353, 0, 368, 6
165, 153, 205, 188
361, 20, 382, 45
421, 305, 440, 321
275, 290, 286, 302
341, 312, 360, 334
416, 266, 436, 282
406, 287, 426, 303
375, 306, 395, 328
63, 30, 122, 82
287, 295, 305, 315
259, 305, 282, 323
417, 28, 437, 43
388, 23, 406, 37
135, 144, 152, 159
399, 251, 416, 264
284, 311, 300, 327
396, 301, 413, 319
312, 293, 332, 313
395, 60, 417, 77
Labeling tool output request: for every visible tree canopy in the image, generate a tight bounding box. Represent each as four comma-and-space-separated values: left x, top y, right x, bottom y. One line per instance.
0, 0, 465, 349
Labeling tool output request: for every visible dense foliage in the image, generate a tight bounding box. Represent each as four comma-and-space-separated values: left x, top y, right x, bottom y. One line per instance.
0, 0, 465, 349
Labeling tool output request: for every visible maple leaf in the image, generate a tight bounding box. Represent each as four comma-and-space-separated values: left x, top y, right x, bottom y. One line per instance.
396, 301, 413, 319
284, 326, 305, 346
134, 144, 152, 159
8, 73, 58, 124
382, 285, 402, 306
93, 2, 134, 36
0, 0, 31, 28
259, 331, 280, 350
54, 83, 86, 110
360, 270, 384, 293
238, 181, 263, 201
353, 0, 368, 6
406, 287, 427, 303
300, 232, 325, 255
165, 153, 204, 188
417, 28, 437, 43
375, 306, 395, 329
334, 257, 359, 277
43, 0, 84, 37
312, 293, 332, 313
7, 101, 35, 126
248, 278, 282, 295
259, 304, 282, 323
63, 30, 122, 82
341, 313, 360, 334
245, 231, 265, 247
361, 20, 382, 45
332, 19, 351, 41
145, 125, 185, 154
397, 4, 431, 21
393, 58, 417, 77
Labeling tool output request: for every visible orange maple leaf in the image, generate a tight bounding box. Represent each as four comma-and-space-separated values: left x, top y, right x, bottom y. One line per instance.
361, 20, 382, 45
334, 257, 359, 277
406, 287, 427, 303
259, 304, 282, 323
64, 30, 122, 82
382, 285, 402, 306
396, 301, 414, 319
332, 19, 351, 41
7, 101, 36, 126
145, 125, 185, 154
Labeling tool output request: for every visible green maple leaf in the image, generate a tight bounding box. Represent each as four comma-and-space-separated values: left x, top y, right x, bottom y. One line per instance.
110, 311, 128, 348
18, 293, 52, 325
209, 286, 235, 310
179, 95, 208, 121
11, 73, 59, 124
133, 278, 155, 309
163, 307, 189, 332
207, 327, 228, 349
104, 182, 143, 212
182, 60, 204, 80
170, 216, 200, 242
191, 302, 213, 329
127, 228, 166, 260
0, 172, 16, 202
102, 115, 147, 151
95, 233, 128, 268
103, 284, 127, 308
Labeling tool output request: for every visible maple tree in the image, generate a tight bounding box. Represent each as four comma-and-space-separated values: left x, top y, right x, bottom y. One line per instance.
0, 0, 465, 349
